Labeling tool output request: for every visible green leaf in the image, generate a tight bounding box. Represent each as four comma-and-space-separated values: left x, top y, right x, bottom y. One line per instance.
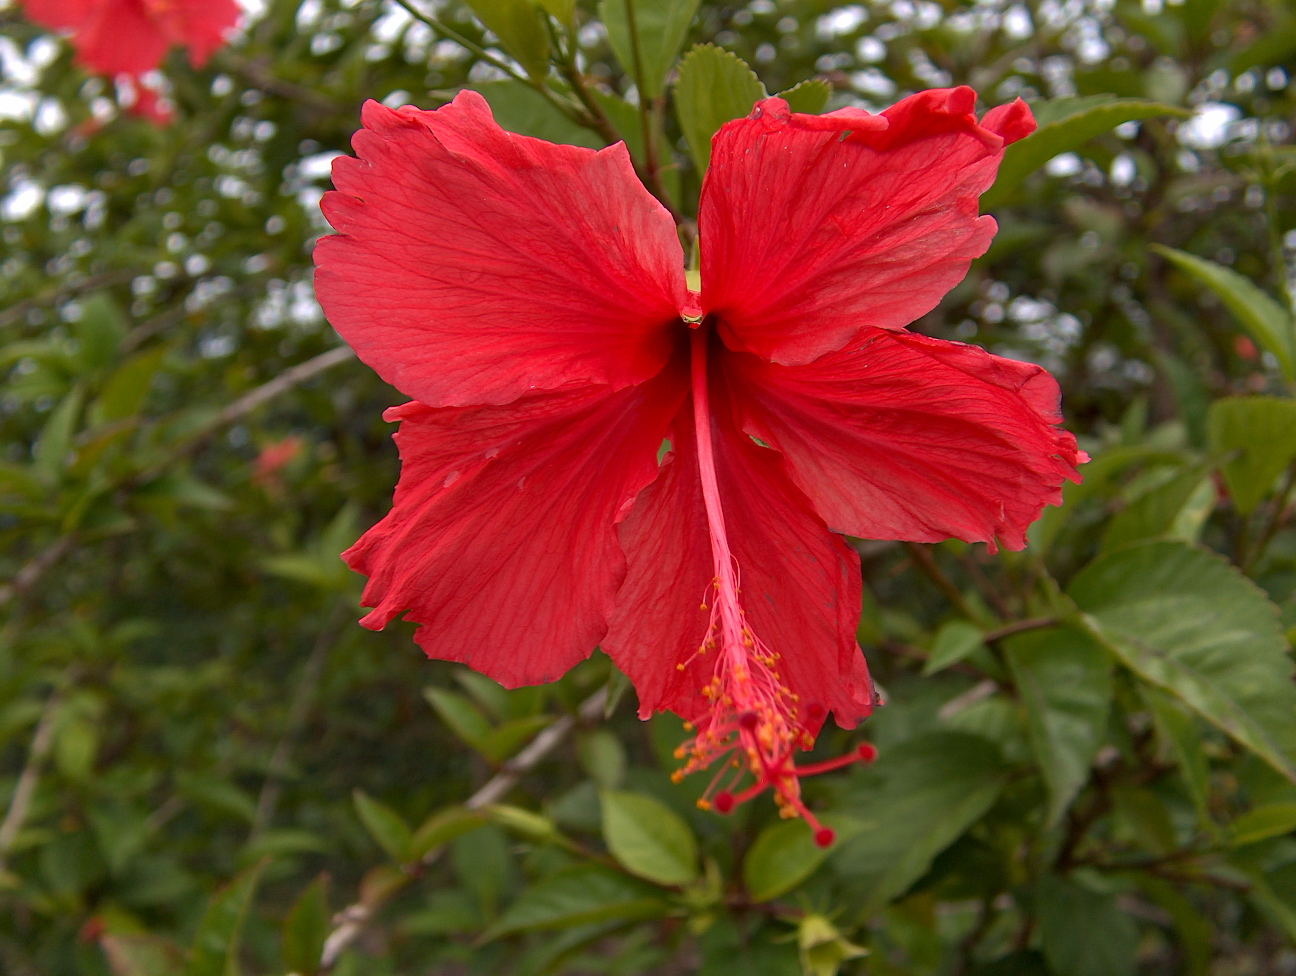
983, 98, 1187, 208
600, 790, 699, 885
486, 865, 668, 937
1005, 626, 1113, 825
100, 934, 186, 976
1102, 466, 1215, 550
74, 293, 127, 371
777, 78, 831, 114
1069, 541, 1296, 781
176, 772, 257, 824
535, 0, 574, 22
352, 790, 412, 862
674, 44, 765, 174
1207, 397, 1296, 516
1141, 684, 1211, 826
578, 730, 628, 789
592, 89, 646, 160
601, 0, 703, 100
33, 386, 84, 485
281, 876, 329, 976
1031, 444, 1191, 553
452, 669, 511, 720
483, 803, 558, 842
1230, 803, 1296, 846
463, 0, 550, 79
922, 620, 987, 675
186, 861, 266, 976
477, 714, 553, 762
1036, 875, 1138, 976
1154, 246, 1296, 380
832, 732, 1008, 909
1136, 875, 1212, 976
408, 805, 487, 861
90, 346, 166, 426
743, 814, 860, 902
423, 687, 491, 749
471, 81, 603, 148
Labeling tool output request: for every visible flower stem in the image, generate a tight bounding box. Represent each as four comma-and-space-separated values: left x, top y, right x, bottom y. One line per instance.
617, 0, 679, 221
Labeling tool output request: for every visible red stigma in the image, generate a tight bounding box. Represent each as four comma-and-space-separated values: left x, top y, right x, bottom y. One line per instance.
814, 827, 836, 848
738, 711, 759, 730
714, 791, 736, 814
857, 742, 877, 762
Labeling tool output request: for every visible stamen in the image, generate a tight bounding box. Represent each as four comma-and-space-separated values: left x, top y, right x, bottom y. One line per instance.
675, 328, 876, 836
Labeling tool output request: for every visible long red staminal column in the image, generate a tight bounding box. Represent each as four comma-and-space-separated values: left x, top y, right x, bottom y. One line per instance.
672, 326, 874, 847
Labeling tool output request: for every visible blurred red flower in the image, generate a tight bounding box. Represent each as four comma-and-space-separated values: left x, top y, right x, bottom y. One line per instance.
315, 88, 1085, 839
20, 0, 240, 76
254, 436, 306, 488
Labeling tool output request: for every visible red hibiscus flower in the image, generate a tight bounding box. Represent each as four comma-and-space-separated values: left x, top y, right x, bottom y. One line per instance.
314, 87, 1084, 841
20, 0, 240, 77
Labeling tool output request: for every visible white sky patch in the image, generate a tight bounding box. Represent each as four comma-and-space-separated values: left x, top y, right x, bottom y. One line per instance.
1046, 152, 1083, 177
1178, 102, 1242, 149
2, 179, 44, 221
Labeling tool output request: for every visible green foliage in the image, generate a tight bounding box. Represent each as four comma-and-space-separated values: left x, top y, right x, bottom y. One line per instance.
675, 44, 766, 173
1155, 246, 1296, 379
1005, 627, 1112, 824
281, 877, 330, 976
984, 97, 1188, 208
1071, 541, 1296, 779
600, 790, 699, 885
4, 0, 1296, 972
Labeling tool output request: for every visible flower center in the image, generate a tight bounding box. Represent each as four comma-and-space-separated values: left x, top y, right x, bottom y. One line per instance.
671, 327, 875, 847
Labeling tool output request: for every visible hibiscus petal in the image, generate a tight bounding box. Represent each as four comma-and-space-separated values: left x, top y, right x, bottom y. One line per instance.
604, 387, 873, 731
62, 0, 170, 75
344, 366, 686, 688
727, 328, 1086, 552
162, 0, 242, 66
700, 87, 1035, 366
316, 92, 688, 408
20, 0, 95, 30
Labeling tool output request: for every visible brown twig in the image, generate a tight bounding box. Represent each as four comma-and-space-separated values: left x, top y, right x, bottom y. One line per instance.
0, 535, 78, 609
904, 542, 981, 622
0, 270, 139, 331
130, 345, 356, 487
983, 617, 1059, 644
320, 686, 609, 970
214, 52, 344, 112
0, 669, 80, 872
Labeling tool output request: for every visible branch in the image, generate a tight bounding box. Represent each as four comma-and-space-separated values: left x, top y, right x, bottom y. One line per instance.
0, 270, 139, 330
214, 52, 344, 112
904, 542, 981, 622
131, 345, 356, 486
0, 670, 78, 872
320, 686, 609, 970
0, 347, 357, 609
0, 535, 78, 610
983, 617, 1059, 644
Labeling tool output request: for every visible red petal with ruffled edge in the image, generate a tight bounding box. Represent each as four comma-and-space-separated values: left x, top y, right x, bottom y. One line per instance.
25, 0, 167, 75
344, 361, 687, 688
19, 0, 94, 30
316, 93, 688, 408
699, 87, 1035, 366
150, 0, 242, 67
604, 371, 872, 731
728, 327, 1086, 552
22, 0, 238, 75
